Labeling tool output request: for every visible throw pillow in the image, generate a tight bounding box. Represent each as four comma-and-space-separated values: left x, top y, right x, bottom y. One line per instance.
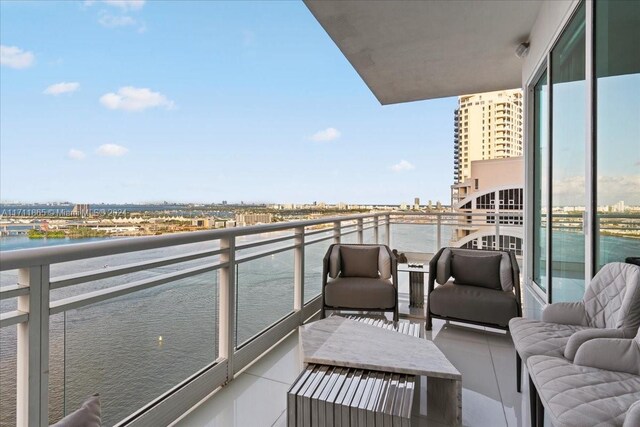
451, 253, 502, 290
340, 246, 379, 278
51, 394, 101, 427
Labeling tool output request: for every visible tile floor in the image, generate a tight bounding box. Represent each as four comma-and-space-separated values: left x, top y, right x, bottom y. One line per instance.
173, 274, 548, 427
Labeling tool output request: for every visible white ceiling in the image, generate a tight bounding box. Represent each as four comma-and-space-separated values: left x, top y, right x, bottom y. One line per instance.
305, 0, 543, 105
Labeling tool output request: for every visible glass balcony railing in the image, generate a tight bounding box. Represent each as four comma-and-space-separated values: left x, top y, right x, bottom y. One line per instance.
2, 210, 636, 425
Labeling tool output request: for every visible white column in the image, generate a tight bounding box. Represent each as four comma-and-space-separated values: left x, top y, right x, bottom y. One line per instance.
16, 265, 49, 427
219, 237, 236, 382
385, 214, 391, 247
374, 215, 380, 244
357, 218, 364, 244
436, 213, 442, 251
294, 227, 305, 314
333, 221, 341, 244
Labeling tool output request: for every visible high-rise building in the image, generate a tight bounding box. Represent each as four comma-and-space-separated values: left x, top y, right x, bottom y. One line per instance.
453, 89, 523, 187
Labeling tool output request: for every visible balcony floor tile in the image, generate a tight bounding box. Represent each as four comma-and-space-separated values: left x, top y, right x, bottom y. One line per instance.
175, 317, 551, 427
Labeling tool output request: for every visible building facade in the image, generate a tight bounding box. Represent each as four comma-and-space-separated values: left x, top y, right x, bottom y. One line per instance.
453, 89, 523, 193
452, 157, 524, 256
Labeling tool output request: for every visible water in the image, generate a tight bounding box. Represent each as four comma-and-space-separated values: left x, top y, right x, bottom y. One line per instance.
0, 225, 637, 425
0, 231, 332, 426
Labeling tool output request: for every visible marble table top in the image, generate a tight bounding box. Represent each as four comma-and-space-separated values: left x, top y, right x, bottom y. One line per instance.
299, 316, 461, 380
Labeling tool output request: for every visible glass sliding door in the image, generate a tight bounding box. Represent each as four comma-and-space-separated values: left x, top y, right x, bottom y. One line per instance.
550, 3, 586, 302
595, 0, 640, 269
533, 72, 549, 292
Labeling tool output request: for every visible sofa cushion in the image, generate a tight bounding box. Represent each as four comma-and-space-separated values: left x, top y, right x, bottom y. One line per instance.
436, 248, 452, 285
527, 355, 640, 427
51, 394, 101, 427
378, 247, 392, 280
429, 282, 518, 327
325, 277, 395, 309
509, 317, 591, 361
340, 246, 379, 278
451, 253, 502, 290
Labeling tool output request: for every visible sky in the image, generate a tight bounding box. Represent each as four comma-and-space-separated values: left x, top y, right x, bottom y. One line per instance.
0, 0, 459, 205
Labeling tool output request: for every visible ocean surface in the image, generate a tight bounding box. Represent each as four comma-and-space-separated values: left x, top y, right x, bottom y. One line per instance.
0, 224, 637, 426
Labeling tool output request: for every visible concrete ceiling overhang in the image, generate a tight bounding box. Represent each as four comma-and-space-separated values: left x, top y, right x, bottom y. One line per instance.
305, 0, 542, 104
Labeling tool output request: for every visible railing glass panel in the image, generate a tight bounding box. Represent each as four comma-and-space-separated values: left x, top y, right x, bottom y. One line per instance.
0, 325, 17, 426
235, 250, 294, 347
62, 272, 218, 426
303, 233, 332, 304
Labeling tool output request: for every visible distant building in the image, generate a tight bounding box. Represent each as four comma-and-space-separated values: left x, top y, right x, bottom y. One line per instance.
235, 213, 273, 226
191, 218, 215, 228
453, 89, 523, 203
71, 204, 90, 217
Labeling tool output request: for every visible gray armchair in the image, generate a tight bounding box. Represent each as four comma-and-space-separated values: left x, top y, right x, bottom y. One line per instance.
510, 262, 640, 392
426, 247, 521, 331
321, 244, 398, 321
527, 328, 640, 427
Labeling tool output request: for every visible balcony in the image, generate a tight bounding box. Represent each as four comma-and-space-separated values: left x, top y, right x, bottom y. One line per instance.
1, 212, 531, 426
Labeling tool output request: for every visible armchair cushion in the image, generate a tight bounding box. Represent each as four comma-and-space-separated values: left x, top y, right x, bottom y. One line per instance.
436, 248, 452, 285
435, 248, 514, 291
429, 281, 518, 327
51, 394, 101, 427
339, 246, 379, 278
542, 301, 588, 326
574, 337, 640, 376
329, 245, 341, 279
565, 328, 633, 361
624, 400, 640, 427
451, 252, 502, 290
378, 247, 392, 280
324, 277, 395, 309
527, 355, 640, 427
583, 262, 640, 329
509, 317, 590, 361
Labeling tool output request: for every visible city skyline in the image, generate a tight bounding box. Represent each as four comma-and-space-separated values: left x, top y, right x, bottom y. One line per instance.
1, 1, 458, 205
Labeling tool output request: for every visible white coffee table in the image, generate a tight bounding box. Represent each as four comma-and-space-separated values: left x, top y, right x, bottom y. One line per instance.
294, 316, 462, 426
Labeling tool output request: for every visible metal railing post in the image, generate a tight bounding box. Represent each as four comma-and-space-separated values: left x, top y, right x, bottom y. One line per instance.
436, 213, 443, 251
384, 214, 391, 247
219, 237, 236, 382
16, 265, 49, 427
495, 213, 501, 250
294, 227, 304, 317
333, 221, 341, 244
374, 215, 379, 244
357, 219, 364, 244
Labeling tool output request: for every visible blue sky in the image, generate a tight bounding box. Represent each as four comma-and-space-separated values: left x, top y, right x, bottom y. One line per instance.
1, 0, 458, 205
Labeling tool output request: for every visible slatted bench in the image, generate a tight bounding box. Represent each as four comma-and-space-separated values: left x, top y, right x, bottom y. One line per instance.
287, 317, 421, 427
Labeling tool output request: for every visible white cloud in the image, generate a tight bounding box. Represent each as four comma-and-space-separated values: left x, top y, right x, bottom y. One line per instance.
390, 160, 416, 172
99, 13, 136, 28
68, 149, 86, 160
99, 86, 174, 112
97, 144, 129, 157
309, 127, 341, 142
44, 82, 80, 96
0, 45, 35, 69
102, 0, 145, 11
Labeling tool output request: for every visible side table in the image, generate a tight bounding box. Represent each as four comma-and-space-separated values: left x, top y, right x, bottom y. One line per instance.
397, 263, 429, 309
